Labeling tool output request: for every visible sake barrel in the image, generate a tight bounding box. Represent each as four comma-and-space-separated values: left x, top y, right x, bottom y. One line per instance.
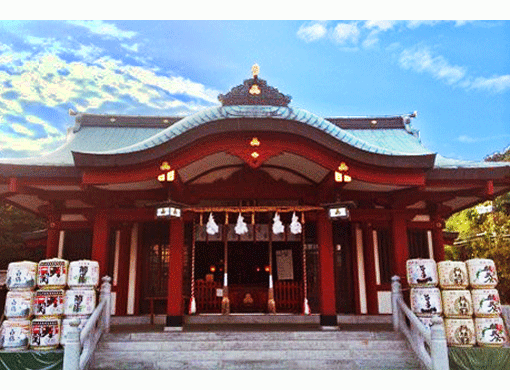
442, 290, 473, 318
4, 291, 34, 318
30, 318, 61, 350
471, 289, 502, 317
68, 260, 99, 288
410, 287, 442, 317
444, 318, 476, 347
475, 317, 507, 347
437, 260, 469, 289
33, 289, 65, 318
64, 289, 96, 316
406, 259, 438, 287
37, 258, 68, 289
466, 258, 498, 289
6, 261, 37, 290
61, 316, 89, 345
1, 319, 31, 350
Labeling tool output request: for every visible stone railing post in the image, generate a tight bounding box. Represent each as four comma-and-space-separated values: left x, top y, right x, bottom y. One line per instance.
100, 276, 112, 333
430, 315, 449, 370
391, 276, 403, 331
63, 318, 81, 370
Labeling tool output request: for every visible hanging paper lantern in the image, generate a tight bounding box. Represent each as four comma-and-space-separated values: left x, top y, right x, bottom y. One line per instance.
290, 212, 302, 235
206, 213, 219, 236
235, 213, 248, 235
272, 212, 285, 235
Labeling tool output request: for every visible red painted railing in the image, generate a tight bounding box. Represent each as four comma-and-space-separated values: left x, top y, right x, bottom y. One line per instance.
195, 280, 222, 313
275, 280, 303, 313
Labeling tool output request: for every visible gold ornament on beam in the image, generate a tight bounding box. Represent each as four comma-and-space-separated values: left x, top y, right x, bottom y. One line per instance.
251, 63, 260, 77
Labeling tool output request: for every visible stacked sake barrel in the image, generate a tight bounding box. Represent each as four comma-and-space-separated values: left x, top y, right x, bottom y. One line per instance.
467, 258, 507, 347
31, 258, 68, 350
407, 259, 443, 331
1, 261, 38, 350
61, 260, 99, 345
438, 260, 476, 347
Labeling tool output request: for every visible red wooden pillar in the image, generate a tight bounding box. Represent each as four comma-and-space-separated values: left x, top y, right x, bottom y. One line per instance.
317, 210, 337, 327
46, 214, 60, 258
115, 225, 132, 316
362, 223, 378, 314
432, 219, 445, 262
166, 218, 185, 329
91, 210, 110, 277
46, 227, 60, 258
391, 212, 409, 280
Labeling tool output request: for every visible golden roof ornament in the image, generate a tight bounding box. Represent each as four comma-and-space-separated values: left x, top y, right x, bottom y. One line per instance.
251, 63, 260, 78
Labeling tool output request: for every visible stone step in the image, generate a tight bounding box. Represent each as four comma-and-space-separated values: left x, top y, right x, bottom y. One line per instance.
103, 330, 403, 342
97, 338, 410, 352
91, 329, 424, 370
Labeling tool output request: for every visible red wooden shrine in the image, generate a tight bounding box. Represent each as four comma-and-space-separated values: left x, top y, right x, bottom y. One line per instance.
1, 66, 509, 328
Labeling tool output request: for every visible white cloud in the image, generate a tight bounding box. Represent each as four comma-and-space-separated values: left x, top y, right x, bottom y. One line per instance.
399, 47, 466, 85
364, 20, 397, 31
11, 123, 35, 137
121, 43, 139, 53
67, 21, 137, 40
406, 21, 441, 29
297, 22, 327, 42
468, 75, 510, 93
331, 22, 360, 45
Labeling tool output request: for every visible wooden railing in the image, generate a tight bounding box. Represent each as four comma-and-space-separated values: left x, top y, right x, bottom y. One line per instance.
195, 280, 222, 313
63, 276, 111, 370
391, 276, 449, 370
275, 281, 303, 313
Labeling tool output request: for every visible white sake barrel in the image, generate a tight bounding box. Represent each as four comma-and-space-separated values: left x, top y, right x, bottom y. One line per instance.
68, 260, 99, 288
471, 289, 502, 317
30, 318, 61, 350
33, 289, 65, 318
466, 258, 498, 289
37, 258, 68, 289
61, 316, 89, 345
444, 318, 476, 347
406, 259, 438, 287
410, 287, 442, 317
475, 317, 508, 347
6, 261, 37, 290
442, 290, 473, 318
437, 260, 469, 289
64, 289, 96, 316
4, 291, 34, 318
1, 319, 31, 350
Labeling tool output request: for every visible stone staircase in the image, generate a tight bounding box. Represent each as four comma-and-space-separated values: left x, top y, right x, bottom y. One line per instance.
90, 315, 425, 370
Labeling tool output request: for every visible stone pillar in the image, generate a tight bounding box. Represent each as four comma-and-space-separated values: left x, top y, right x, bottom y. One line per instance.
317, 210, 337, 328
166, 218, 184, 331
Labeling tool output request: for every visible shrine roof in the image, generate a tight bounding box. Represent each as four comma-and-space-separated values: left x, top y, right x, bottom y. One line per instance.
0, 106, 509, 181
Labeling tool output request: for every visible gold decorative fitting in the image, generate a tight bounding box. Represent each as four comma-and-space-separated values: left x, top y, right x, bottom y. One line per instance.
335, 172, 343, 183
250, 137, 261, 147
251, 151, 260, 159
110, 117, 116, 122
249, 84, 261, 95
338, 162, 349, 171
158, 170, 175, 182
252, 63, 260, 77
160, 161, 171, 171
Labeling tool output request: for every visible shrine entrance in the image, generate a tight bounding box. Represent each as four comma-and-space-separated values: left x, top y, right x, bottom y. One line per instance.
189, 207, 318, 315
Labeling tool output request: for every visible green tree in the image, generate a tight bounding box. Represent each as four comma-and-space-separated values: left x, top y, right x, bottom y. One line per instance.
0, 204, 45, 269
445, 146, 510, 303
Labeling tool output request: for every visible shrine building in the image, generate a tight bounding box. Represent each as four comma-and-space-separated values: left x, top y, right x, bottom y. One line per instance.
1, 66, 510, 329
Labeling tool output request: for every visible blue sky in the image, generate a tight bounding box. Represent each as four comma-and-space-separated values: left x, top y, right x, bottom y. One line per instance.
0, 12, 509, 162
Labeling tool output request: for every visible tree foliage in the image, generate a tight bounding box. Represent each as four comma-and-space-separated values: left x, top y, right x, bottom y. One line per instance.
445, 147, 510, 303
0, 204, 45, 269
